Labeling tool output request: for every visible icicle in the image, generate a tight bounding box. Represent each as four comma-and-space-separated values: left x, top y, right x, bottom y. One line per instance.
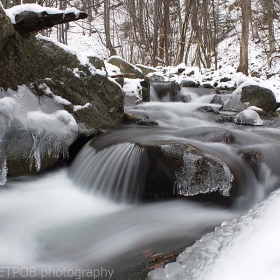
0, 156, 8, 185
29, 132, 42, 172
0, 140, 7, 185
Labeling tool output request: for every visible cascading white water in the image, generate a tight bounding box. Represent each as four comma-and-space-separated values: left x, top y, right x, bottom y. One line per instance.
1, 87, 280, 280
70, 142, 145, 203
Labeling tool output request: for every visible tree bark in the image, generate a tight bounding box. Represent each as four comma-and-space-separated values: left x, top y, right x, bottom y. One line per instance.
163, 0, 170, 65
177, 0, 194, 64
104, 0, 117, 56
237, 0, 251, 75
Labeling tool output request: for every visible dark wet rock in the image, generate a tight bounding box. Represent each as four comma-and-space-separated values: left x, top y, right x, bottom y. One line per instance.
215, 115, 235, 123
140, 142, 233, 205
108, 56, 144, 79
140, 80, 149, 89
240, 150, 261, 180
218, 85, 236, 91
177, 67, 185, 74
240, 85, 277, 113
220, 77, 231, 83
140, 80, 150, 102
179, 94, 192, 103
210, 95, 224, 105
180, 80, 200, 88
202, 83, 214, 89
123, 113, 158, 126
186, 70, 195, 76
142, 87, 150, 102
209, 132, 235, 144
197, 106, 219, 113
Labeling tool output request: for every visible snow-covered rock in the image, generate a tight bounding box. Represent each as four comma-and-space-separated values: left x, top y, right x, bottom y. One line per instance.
234, 109, 263, 126
222, 82, 278, 113
107, 56, 144, 79
0, 5, 124, 178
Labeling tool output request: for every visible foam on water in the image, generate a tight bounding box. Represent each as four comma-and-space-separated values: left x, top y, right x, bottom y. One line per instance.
0, 169, 125, 266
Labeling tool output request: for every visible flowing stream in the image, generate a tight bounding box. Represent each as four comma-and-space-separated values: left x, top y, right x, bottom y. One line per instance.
1, 87, 280, 279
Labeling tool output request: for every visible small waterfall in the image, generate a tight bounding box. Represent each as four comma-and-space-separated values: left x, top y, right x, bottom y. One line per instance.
69, 142, 146, 203
150, 81, 180, 102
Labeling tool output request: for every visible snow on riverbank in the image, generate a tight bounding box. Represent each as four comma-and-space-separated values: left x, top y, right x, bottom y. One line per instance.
147, 188, 280, 280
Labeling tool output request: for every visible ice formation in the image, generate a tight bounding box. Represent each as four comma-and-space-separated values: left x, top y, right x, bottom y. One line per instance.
234, 109, 263, 126
0, 85, 78, 181
175, 150, 233, 197
146, 188, 280, 280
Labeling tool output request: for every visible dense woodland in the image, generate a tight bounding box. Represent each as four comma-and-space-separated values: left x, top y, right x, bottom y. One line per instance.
3, 0, 280, 75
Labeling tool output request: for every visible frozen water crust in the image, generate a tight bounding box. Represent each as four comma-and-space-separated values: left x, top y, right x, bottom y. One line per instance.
0, 85, 78, 183
147, 188, 280, 280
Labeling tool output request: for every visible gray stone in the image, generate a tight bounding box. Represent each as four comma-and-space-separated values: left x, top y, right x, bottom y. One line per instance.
135, 64, 156, 77
107, 56, 144, 79
0, 5, 15, 50
240, 85, 277, 113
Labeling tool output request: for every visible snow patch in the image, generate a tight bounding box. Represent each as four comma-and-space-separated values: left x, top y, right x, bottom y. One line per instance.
123, 78, 142, 100
5, 4, 81, 24
73, 103, 91, 112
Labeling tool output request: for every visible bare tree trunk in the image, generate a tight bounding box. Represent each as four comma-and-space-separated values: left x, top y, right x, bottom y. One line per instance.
177, 0, 194, 64
163, 0, 170, 65
104, 0, 117, 56
262, 0, 276, 54
237, 0, 251, 75
152, 0, 160, 66
87, 0, 93, 36
212, 0, 218, 70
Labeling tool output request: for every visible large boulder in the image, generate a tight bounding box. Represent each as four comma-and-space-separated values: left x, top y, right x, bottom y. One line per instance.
0, 4, 15, 49
107, 56, 144, 79
221, 84, 277, 113
240, 85, 277, 113
0, 5, 124, 178
141, 142, 233, 203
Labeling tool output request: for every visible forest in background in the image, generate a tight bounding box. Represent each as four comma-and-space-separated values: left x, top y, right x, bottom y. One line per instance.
2, 0, 280, 76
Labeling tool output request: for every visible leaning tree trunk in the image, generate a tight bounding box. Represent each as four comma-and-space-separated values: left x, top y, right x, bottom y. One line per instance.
237, 0, 251, 75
